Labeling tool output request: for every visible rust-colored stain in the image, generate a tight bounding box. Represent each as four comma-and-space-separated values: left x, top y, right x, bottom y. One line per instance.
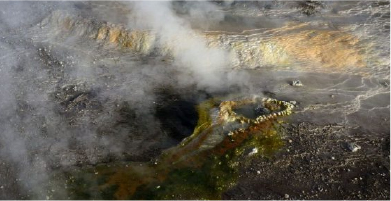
91, 97, 294, 199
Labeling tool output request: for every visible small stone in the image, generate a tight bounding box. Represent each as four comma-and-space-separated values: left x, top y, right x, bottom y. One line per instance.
284, 194, 289, 199
257, 170, 261, 174
288, 139, 293, 143
346, 142, 361, 152
291, 80, 303, 87
330, 94, 335, 98
248, 148, 258, 156
156, 186, 160, 189
331, 156, 335, 160
289, 101, 297, 106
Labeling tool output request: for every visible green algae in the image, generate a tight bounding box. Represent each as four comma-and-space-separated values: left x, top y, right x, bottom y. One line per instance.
131, 148, 239, 199
130, 122, 285, 200
48, 97, 290, 200
236, 122, 285, 158
179, 98, 219, 147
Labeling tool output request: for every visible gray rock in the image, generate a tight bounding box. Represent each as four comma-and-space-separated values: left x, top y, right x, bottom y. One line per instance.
248, 148, 258, 156
291, 80, 303, 87
346, 142, 361, 152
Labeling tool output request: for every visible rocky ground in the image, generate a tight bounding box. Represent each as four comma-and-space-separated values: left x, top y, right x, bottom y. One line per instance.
225, 122, 389, 200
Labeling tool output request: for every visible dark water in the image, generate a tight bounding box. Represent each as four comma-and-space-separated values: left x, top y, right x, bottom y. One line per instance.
233, 103, 271, 119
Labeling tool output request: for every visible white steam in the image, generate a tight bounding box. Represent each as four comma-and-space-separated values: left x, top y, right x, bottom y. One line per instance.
0, 1, 248, 199
129, 1, 234, 90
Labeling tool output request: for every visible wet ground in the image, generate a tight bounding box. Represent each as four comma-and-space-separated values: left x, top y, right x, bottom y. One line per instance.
0, 1, 389, 200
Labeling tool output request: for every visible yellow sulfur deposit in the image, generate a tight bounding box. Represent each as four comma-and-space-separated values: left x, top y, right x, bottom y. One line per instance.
205, 23, 365, 70
49, 12, 366, 72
